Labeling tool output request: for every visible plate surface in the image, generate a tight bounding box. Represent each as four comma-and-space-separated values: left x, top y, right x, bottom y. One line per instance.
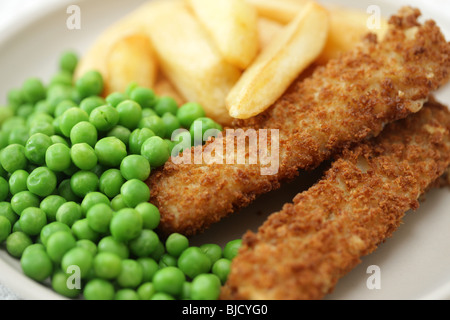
0, 0, 449, 300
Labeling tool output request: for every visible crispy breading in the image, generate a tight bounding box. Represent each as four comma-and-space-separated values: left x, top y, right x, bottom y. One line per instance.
221, 100, 450, 300
147, 7, 450, 236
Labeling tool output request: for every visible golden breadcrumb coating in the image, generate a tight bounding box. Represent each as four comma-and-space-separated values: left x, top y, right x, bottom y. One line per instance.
147, 7, 450, 236
221, 100, 450, 300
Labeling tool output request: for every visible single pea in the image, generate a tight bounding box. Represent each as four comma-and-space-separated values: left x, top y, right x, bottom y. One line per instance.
111, 194, 127, 211
190, 274, 221, 300
223, 239, 242, 260
120, 179, 150, 208
83, 278, 115, 300
138, 116, 166, 138
165, 233, 189, 258
58, 179, 80, 202
46, 85, 74, 112
89, 105, 119, 132
46, 230, 76, 263
128, 229, 159, 258
212, 258, 231, 285
129, 87, 157, 109
45, 143, 72, 172
8, 126, 29, 145
71, 219, 100, 242
153, 266, 186, 297
142, 108, 157, 119
180, 281, 192, 300
27, 166, 57, 197
151, 292, 175, 300
50, 135, 68, 146
21, 77, 46, 104
178, 247, 212, 279
0, 144, 28, 173
135, 202, 160, 230
128, 128, 155, 155
120, 155, 151, 181
189, 117, 222, 146
40, 195, 67, 222
93, 252, 122, 280
59, 50, 78, 73
138, 257, 159, 283
0, 216, 12, 243
86, 203, 113, 233
49, 70, 72, 88
29, 120, 55, 137
79, 96, 106, 115
61, 246, 93, 279
80, 191, 110, 215
19, 207, 47, 236
21, 248, 53, 282
76, 70, 104, 99
27, 112, 54, 127
39, 221, 71, 247
24, 133, 52, 165
149, 240, 166, 261
105, 92, 127, 108
161, 112, 181, 139
99, 169, 124, 198
51, 270, 82, 298
107, 125, 131, 146
97, 235, 129, 259
117, 259, 144, 289
125, 82, 139, 97
0, 202, 19, 225
10, 191, 40, 215
0, 131, 9, 151
2, 117, 26, 135
116, 100, 142, 130
54, 100, 77, 118
70, 171, 99, 197
140, 136, 170, 168
76, 239, 97, 256
137, 282, 155, 300
71, 143, 98, 171
94, 137, 127, 167
200, 243, 223, 265
0, 177, 9, 202
70, 121, 98, 147
56, 201, 82, 227
159, 253, 178, 268
115, 289, 140, 300
154, 96, 178, 117
8, 170, 28, 196
6, 231, 32, 258
59, 107, 89, 137
177, 102, 206, 128
110, 208, 143, 242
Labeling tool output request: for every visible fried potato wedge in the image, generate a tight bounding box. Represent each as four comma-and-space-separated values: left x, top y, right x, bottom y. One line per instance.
153, 73, 187, 106
105, 33, 157, 95
144, 1, 241, 125
317, 6, 389, 64
246, 0, 310, 24
257, 17, 283, 50
186, 0, 259, 70
226, 1, 329, 119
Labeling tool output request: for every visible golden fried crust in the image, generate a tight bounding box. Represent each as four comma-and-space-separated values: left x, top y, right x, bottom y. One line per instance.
221, 100, 450, 300
147, 7, 450, 236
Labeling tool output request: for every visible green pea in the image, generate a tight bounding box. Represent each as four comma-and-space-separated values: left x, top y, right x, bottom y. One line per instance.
94, 137, 127, 167
71, 143, 98, 171
61, 247, 93, 279
79, 96, 106, 115
149, 240, 166, 261
178, 247, 212, 279
159, 253, 178, 268
115, 289, 140, 300
29, 120, 55, 137
80, 191, 110, 215
54, 100, 77, 118
120, 179, 150, 208
165, 233, 189, 258
71, 218, 100, 242
223, 239, 242, 260
129, 87, 157, 109
93, 252, 122, 280
110, 208, 143, 242
39, 221, 71, 247
105, 92, 127, 108
120, 155, 151, 181
161, 112, 181, 139
56, 201, 82, 227
97, 236, 129, 259
70, 171, 99, 197
0, 177, 9, 202
212, 258, 231, 284
59, 50, 78, 74
189, 117, 222, 146
138, 116, 166, 138
116, 100, 142, 130
10, 191, 40, 215
117, 259, 144, 289
137, 282, 156, 300
8, 170, 28, 196
83, 278, 115, 300
21, 78, 46, 104
107, 125, 131, 146
49, 70, 73, 88
142, 108, 157, 119
76, 239, 97, 256
89, 105, 119, 132
0, 202, 19, 225
151, 292, 175, 300
40, 195, 67, 222
140, 136, 170, 168
190, 274, 221, 300
86, 203, 113, 233
6, 231, 32, 258
0, 144, 28, 173
19, 207, 47, 236
177, 102, 206, 128
7, 88, 24, 108
152, 266, 186, 297
24, 133, 52, 165
99, 169, 124, 198
21, 247, 53, 282
45, 143, 72, 172
154, 96, 178, 116
58, 179, 80, 202
8, 126, 29, 145
129, 229, 159, 258
70, 121, 98, 147
51, 270, 82, 298
27, 166, 57, 197
128, 128, 155, 155
0, 216, 12, 243
138, 257, 159, 283
46, 230, 76, 263
135, 202, 160, 230
200, 243, 223, 265
75, 70, 104, 99
59, 107, 89, 137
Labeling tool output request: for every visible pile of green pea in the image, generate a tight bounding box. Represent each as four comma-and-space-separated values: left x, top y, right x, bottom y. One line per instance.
0, 51, 241, 300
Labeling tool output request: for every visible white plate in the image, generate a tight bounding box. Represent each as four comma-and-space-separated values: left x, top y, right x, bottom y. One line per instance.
0, 0, 449, 300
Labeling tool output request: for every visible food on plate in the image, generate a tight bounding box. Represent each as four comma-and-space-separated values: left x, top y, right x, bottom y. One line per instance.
186, 0, 259, 70
221, 100, 450, 300
245, 0, 310, 24
147, 7, 450, 236
226, 1, 329, 119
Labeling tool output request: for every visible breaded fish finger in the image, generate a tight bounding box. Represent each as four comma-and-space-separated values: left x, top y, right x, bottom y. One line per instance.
148, 7, 450, 236
221, 100, 450, 300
